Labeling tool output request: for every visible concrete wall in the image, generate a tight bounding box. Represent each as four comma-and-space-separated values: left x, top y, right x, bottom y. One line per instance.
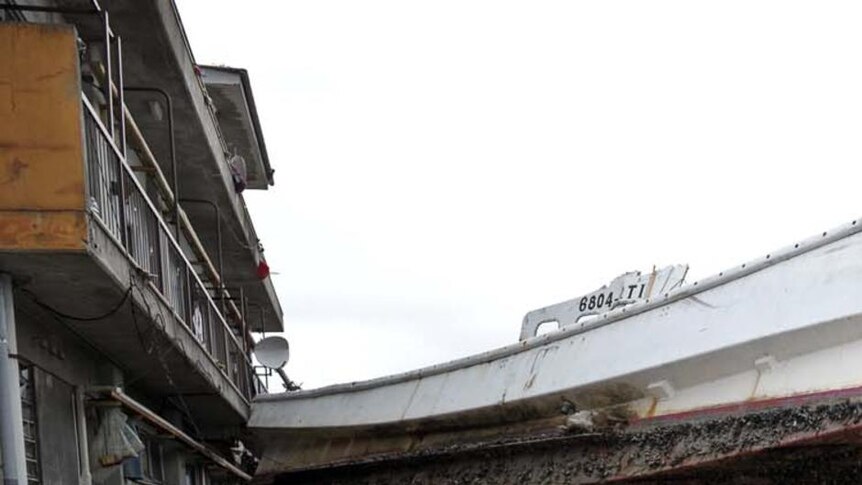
15, 296, 176, 484
34, 370, 78, 484
13, 303, 245, 485
16, 300, 107, 484
0, 8, 262, 485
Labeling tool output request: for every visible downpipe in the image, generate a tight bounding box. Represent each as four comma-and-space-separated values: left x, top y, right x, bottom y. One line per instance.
123, 87, 179, 239
75, 387, 92, 485
0, 275, 26, 485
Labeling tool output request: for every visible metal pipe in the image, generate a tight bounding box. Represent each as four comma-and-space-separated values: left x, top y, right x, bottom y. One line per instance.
275, 368, 301, 392
239, 287, 247, 353
96, 387, 252, 481
0, 5, 98, 15
102, 12, 113, 141
75, 387, 92, 485
212, 296, 255, 351
115, 37, 126, 159
178, 199, 224, 291
0, 3, 113, 36
245, 301, 267, 334
0, 274, 27, 485
115, 149, 128, 248
179, 198, 226, 319
123, 87, 178, 239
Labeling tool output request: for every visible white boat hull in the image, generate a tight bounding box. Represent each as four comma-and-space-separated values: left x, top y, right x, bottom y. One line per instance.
251, 218, 862, 475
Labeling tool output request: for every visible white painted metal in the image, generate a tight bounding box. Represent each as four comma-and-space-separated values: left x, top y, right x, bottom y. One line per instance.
255, 336, 290, 369
252, 217, 862, 434
0, 274, 27, 485
75, 387, 92, 485
520, 264, 688, 340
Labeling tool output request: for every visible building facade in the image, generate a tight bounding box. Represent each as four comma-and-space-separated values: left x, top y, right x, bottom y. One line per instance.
0, 1, 284, 483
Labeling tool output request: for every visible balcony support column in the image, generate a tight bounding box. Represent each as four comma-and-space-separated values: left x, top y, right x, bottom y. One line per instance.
75, 387, 92, 485
0, 274, 26, 485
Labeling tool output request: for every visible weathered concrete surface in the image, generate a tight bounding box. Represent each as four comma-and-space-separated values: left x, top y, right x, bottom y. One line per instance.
96, 0, 283, 332
0, 222, 251, 429
259, 397, 862, 484
199, 66, 271, 190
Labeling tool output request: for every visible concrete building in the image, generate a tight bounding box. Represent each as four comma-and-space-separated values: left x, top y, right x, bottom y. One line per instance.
0, 1, 284, 483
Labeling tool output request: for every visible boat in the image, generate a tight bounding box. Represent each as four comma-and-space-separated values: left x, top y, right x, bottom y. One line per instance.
250, 217, 862, 482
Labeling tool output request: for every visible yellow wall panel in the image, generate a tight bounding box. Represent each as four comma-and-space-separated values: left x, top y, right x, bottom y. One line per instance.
0, 211, 87, 250
0, 23, 86, 250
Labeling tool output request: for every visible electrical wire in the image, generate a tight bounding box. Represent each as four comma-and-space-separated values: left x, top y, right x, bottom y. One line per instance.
127, 276, 203, 438
16, 286, 132, 322
16, 273, 207, 440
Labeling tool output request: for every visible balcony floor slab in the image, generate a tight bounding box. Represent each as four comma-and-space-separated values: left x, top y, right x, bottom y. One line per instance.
0, 222, 251, 428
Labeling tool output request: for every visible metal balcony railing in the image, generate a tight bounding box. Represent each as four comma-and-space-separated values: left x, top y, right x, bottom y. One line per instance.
82, 95, 260, 401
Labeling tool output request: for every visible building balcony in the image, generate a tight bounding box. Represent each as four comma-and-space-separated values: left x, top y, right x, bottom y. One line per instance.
95, 0, 284, 333
1, 0, 285, 334
0, 22, 264, 429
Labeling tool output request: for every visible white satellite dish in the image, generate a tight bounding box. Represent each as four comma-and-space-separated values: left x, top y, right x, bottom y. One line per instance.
254, 336, 290, 369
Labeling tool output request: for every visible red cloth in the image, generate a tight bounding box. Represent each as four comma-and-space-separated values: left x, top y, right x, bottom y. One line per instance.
256, 260, 270, 279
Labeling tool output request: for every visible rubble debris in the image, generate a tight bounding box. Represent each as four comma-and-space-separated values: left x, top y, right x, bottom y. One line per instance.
264, 398, 862, 484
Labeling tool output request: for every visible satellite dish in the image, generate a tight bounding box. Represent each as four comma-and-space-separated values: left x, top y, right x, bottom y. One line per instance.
254, 336, 290, 369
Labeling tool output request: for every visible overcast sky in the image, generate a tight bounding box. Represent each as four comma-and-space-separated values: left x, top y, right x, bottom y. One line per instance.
176, 0, 862, 389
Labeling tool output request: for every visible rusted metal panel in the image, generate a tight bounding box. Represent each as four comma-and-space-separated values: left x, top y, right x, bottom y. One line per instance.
0, 23, 86, 251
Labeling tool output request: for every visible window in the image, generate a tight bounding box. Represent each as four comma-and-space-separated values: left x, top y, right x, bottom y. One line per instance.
184, 464, 199, 485
124, 429, 165, 484
184, 463, 215, 485
19, 364, 41, 484
141, 436, 165, 483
